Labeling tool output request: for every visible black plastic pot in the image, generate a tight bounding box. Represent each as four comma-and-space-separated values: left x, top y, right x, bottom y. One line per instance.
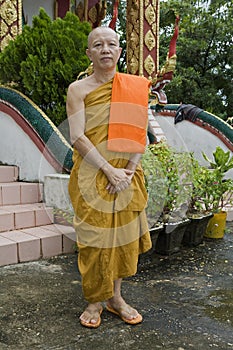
182, 213, 213, 247
155, 219, 190, 255
148, 224, 164, 254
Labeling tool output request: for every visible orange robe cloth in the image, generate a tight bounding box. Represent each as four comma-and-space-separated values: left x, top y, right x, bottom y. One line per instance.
68, 76, 152, 303
108, 72, 151, 153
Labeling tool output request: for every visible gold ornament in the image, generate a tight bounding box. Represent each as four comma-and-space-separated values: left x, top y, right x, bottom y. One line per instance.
76, 1, 85, 21
129, 55, 139, 75
129, 30, 139, 49
145, 30, 155, 51
145, 4, 155, 25
1, 0, 17, 26
144, 55, 155, 76
88, 6, 97, 24
160, 54, 177, 75
1, 34, 12, 50
0, 21, 8, 37
0, 0, 22, 51
152, 23, 158, 35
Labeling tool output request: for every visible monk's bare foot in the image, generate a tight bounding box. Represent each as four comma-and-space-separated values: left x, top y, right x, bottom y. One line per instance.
80, 302, 103, 328
106, 296, 141, 323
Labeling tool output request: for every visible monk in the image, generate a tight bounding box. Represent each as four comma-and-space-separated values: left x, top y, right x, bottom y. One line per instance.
66, 26, 152, 328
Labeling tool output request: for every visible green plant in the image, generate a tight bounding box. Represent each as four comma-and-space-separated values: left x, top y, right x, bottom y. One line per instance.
190, 146, 233, 213
141, 144, 167, 227
142, 141, 193, 225
0, 9, 91, 128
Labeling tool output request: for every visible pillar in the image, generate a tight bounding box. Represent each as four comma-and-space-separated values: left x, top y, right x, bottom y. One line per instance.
0, 0, 22, 51
126, 0, 160, 80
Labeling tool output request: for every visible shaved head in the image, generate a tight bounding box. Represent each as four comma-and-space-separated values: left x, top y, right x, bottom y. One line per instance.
87, 27, 119, 48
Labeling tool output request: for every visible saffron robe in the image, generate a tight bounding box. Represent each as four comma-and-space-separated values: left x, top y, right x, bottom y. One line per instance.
68, 77, 152, 303
108, 72, 151, 153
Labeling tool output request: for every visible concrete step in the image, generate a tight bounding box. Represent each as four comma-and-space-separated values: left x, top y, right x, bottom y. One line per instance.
0, 165, 19, 183
0, 165, 76, 268
0, 203, 54, 232
0, 182, 43, 206
148, 108, 166, 142
0, 224, 76, 266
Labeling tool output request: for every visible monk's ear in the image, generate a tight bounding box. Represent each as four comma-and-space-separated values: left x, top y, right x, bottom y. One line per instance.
118, 47, 122, 58
86, 49, 92, 61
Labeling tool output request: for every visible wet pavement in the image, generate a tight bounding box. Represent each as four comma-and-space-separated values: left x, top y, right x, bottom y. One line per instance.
0, 223, 233, 350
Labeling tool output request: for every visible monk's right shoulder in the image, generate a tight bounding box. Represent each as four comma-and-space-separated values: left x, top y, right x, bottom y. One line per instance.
67, 80, 83, 97
67, 77, 92, 101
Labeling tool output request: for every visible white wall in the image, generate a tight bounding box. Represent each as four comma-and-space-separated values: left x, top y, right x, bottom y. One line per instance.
0, 111, 57, 182
23, 0, 54, 26
156, 115, 233, 179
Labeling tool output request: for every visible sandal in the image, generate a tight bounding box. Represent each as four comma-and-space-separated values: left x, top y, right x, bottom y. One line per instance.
80, 306, 103, 329
106, 304, 143, 325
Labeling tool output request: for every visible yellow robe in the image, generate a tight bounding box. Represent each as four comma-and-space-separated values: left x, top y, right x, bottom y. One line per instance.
68, 79, 152, 303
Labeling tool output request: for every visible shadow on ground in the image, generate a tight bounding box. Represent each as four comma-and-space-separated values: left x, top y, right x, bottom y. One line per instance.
0, 223, 233, 350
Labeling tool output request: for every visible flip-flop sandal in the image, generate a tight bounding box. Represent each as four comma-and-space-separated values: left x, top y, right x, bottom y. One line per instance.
80, 307, 103, 329
106, 304, 143, 325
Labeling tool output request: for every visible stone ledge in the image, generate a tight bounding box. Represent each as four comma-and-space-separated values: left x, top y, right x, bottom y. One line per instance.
44, 174, 73, 212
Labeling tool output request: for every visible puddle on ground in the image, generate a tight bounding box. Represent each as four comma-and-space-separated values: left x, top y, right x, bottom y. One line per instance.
202, 289, 233, 325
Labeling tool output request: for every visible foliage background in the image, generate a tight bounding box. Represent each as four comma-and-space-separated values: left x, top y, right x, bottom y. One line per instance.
0, 0, 232, 130
159, 0, 233, 120
105, 0, 232, 120
0, 9, 91, 127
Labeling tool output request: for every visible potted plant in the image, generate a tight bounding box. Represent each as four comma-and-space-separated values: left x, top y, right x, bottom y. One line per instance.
182, 155, 214, 246
183, 146, 233, 243
142, 141, 192, 254
201, 146, 233, 238
141, 144, 166, 252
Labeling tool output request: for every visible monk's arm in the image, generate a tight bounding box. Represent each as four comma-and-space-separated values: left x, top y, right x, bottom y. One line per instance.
147, 120, 159, 144
66, 83, 132, 188
126, 153, 142, 173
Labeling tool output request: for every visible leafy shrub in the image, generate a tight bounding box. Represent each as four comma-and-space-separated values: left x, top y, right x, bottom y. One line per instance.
0, 9, 91, 127
142, 141, 193, 225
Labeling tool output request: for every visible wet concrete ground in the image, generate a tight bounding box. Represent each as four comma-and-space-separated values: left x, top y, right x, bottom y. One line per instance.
0, 223, 233, 350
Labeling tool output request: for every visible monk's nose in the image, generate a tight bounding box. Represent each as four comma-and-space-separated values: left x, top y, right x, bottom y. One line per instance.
101, 43, 110, 53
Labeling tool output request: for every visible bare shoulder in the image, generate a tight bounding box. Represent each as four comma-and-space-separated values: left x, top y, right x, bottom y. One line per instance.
67, 79, 85, 99
67, 75, 96, 101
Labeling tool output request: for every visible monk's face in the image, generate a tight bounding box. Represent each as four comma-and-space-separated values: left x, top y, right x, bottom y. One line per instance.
86, 27, 122, 71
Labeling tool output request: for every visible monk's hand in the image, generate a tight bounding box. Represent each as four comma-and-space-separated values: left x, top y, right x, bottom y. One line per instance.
106, 168, 133, 194
106, 180, 130, 194
106, 168, 133, 187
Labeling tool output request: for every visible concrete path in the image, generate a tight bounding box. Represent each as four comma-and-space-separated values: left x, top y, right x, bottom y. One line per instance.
0, 223, 233, 350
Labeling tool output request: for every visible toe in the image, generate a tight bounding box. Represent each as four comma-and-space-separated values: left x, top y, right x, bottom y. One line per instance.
80, 304, 102, 326
123, 305, 139, 320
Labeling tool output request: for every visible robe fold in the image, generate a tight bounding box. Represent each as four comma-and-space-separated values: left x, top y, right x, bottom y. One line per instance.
68, 76, 152, 303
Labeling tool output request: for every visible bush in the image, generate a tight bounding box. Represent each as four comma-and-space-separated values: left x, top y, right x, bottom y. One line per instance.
142, 142, 193, 225
0, 9, 91, 127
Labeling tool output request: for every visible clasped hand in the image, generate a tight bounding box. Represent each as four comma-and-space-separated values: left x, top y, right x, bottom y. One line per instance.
106, 168, 134, 194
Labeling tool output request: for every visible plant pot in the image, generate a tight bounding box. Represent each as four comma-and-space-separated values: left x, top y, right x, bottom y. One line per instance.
155, 219, 190, 255
182, 213, 213, 247
141, 224, 164, 259
148, 224, 164, 254
204, 211, 227, 239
